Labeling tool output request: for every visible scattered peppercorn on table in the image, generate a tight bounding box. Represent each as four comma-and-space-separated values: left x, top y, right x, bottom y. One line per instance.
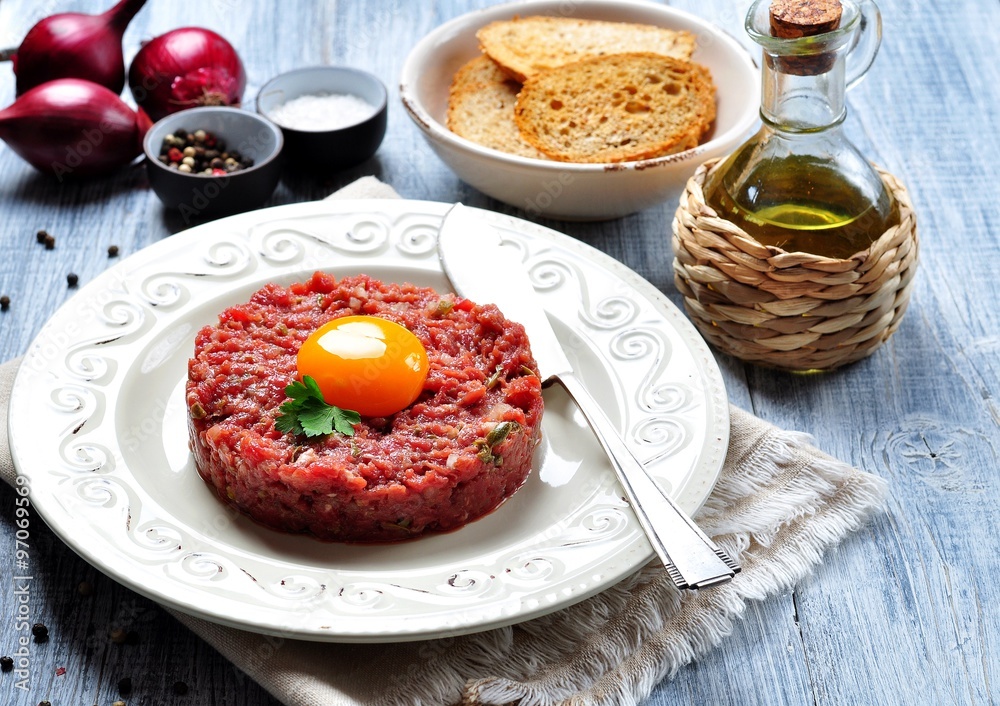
0, 1, 998, 705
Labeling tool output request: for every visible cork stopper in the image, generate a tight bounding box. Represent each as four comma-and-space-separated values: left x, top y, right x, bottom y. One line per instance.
767, 0, 843, 75
770, 0, 842, 38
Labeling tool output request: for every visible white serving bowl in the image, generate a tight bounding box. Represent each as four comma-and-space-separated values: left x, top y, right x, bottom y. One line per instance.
399, 0, 760, 220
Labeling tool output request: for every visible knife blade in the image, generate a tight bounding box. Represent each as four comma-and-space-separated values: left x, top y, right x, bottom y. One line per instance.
437, 204, 739, 590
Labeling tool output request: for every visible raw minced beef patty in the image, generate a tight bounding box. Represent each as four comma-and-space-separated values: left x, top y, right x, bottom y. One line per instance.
186, 272, 544, 542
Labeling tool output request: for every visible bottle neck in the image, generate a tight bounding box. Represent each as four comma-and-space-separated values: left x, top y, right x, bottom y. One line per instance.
760, 54, 847, 133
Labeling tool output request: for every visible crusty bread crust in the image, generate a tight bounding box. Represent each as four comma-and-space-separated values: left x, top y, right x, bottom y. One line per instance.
446, 55, 550, 159
477, 16, 696, 83
513, 53, 716, 164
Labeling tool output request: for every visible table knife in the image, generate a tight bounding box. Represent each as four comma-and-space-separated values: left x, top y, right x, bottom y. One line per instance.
436, 204, 739, 590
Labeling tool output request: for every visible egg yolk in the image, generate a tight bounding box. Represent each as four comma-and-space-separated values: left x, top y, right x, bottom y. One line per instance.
296, 315, 429, 417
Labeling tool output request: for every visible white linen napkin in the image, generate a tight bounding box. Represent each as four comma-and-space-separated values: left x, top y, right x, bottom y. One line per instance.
0, 177, 887, 706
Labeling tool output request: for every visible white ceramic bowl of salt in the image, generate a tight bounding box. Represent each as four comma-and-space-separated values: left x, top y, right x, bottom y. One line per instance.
256, 66, 387, 173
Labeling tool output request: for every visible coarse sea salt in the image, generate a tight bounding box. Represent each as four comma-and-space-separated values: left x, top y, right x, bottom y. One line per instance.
268, 93, 376, 131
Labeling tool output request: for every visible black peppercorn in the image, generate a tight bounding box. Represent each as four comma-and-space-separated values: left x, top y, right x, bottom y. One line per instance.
160, 128, 253, 175
67, 273, 79, 288
44, 234, 55, 250
0, 656, 13, 671
107, 245, 120, 258
173, 680, 189, 695
117, 676, 133, 695
38, 701, 51, 706
36, 229, 48, 244
31, 623, 49, 642
77, 581, 94, 596
0, 295, 10, 311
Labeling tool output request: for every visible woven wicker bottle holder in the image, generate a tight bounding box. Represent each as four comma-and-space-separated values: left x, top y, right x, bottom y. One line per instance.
672, 158, 919, 371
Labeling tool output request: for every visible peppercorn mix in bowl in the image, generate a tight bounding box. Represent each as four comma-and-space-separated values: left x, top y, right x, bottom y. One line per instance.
143, 106, 284, 220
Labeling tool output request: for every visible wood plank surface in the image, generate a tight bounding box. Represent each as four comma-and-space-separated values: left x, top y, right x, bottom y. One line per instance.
0, 1, 996, 705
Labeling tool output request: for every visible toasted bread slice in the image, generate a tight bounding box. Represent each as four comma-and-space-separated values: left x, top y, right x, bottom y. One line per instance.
477, 16, 697, 82
446, 55, 550, 159
514, 52, 716, 163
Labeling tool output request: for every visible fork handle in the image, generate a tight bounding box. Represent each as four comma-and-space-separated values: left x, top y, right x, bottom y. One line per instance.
555, 371, 739, 589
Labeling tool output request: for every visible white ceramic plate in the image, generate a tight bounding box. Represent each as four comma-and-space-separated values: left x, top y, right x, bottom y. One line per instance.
9, 200, 728, 642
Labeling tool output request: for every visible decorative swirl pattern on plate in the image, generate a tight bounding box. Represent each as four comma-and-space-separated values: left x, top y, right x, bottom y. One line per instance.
47, 299, 146, 385
249, 215, 391, 260
439, 570, 494, 598
202, 238, 254, 275
548, 505, 632, 549
346, 218, 390, 251
264, 575, 326, 603
527, 256, 638, 331
338, 583, 389, 610
642, 384, 692, 414
56, 298, 147, 382
610, 327, 680, 413
100, 297, 147, 329
70, 476, 126, 509
139, 275, 190, 309
138, 239, 254, 309
132, 523, 183, 553
580, 293, 639, 331
50, 385, 102, 442
633, 417, 690, 467
64, 350, 114, 384
179, 553, 228, 581
505, 556, 557, 582
59, 440, 114, 474
50, 384, 97, 415
528, 257, 572, 293
578, 505, 630, 536
254, 226, 309, 266
394, 216, 439, 257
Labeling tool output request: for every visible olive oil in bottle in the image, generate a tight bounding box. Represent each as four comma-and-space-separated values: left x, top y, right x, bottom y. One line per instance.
704, 0, 900, 261
706, 154, 899, 260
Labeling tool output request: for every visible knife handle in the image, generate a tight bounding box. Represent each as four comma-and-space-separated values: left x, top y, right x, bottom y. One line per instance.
555, 372, 740, 590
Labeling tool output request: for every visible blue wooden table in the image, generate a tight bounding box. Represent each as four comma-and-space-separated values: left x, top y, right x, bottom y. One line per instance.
0, 1, 997, 704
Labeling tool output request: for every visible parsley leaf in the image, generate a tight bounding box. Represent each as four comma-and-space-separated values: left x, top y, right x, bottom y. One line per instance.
275, 376, 361, 438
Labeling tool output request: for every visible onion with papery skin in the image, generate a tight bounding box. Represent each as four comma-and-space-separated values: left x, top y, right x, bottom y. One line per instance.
128, 28, 246, 121
0, 79, 149, 178
9, 0, 148, 96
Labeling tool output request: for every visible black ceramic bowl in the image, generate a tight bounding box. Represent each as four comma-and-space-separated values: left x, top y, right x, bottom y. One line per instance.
143, 107, 284, 220
256, 66, 387, 173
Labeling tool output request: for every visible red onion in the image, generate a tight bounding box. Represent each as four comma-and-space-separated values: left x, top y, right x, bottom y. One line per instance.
0, 79, 149, 178
9, 0, 148, 96
128, 28, 246, 121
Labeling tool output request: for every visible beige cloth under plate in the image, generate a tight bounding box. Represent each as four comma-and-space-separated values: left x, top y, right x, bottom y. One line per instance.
0, 177, 887, 706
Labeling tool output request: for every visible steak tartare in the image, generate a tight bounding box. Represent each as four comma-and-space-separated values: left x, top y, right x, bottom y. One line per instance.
186, 272, 544, 542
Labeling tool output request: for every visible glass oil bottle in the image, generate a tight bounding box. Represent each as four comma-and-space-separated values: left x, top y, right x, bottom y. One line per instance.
705, 0, 898, 260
